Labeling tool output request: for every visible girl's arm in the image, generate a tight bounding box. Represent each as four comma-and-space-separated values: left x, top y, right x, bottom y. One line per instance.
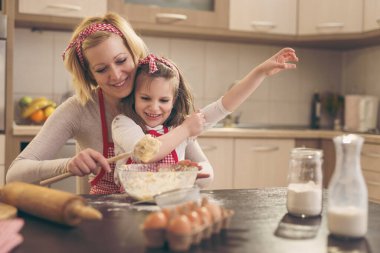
222, 47, 298, 112
185, 140, 214, 189
112, 112, 204, 162
201, 47, 298, 127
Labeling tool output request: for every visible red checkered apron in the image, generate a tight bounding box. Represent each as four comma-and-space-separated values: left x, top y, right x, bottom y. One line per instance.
127, 127, 179, 165
89, 89, 121, 194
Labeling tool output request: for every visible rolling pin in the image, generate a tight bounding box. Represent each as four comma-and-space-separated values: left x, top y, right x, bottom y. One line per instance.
0, 182, 102, 226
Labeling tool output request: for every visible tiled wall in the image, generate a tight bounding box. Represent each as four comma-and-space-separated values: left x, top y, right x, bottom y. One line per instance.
14, 28, 344, 127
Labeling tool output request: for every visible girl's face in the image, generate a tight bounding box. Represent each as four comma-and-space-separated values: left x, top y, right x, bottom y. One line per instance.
134, 77, 175, 128
85, 34, 136, 103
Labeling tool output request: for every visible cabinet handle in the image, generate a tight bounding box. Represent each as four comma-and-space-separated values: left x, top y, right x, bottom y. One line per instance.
156, 13, 188, 23
46, 3, 82, 11
250, 146, 279, 152
200, 145, 217, 151
367, 180, 380, 187
316, 22, 344, 31
362, 152, 380, 159
250, 21, 276, 31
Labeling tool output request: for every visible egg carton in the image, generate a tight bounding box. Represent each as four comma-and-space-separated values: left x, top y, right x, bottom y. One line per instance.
141, 197, 234, 251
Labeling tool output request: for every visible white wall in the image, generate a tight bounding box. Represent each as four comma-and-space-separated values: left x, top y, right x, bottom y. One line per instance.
13, 28, 343, 128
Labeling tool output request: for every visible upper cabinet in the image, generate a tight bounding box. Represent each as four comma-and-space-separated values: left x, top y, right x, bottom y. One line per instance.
364, 0, 380, 32
229, 0, 297, 35
298, 0, 363, 35
108, 0, 229, 30
16, 0, 107, 30
18, 0, 107, 18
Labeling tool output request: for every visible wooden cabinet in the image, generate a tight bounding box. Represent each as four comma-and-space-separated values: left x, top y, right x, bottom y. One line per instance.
298, 0, 363, 35
197, 137, 234, 190
361, 143, 380, 203
234, 138, 294, 189
108, 0, 228, 30
0, 134, 4, 186
18, 0, 107, 18
229, 0, 297, 35
364, 0, 380, 31
16, 0, 107, 30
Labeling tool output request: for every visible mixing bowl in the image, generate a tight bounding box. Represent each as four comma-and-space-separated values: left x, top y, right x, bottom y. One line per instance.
117, 163, 198, 201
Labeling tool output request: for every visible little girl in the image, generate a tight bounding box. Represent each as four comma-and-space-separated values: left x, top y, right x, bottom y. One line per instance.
112, 48, 298, 188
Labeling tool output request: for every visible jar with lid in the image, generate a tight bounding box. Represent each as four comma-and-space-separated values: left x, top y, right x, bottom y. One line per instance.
328, 134, 368, 238
286, 147, 323, 217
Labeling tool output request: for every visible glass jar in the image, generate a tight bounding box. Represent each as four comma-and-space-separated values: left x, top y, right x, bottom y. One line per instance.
328, 134, 368, 238
286, 147, 323, 217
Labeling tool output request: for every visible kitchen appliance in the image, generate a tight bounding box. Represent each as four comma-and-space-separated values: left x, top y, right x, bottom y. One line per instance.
0, 13, 6, 132
344, 95, 379, 133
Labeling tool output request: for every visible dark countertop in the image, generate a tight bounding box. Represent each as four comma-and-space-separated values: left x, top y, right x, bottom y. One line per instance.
13, 188, 379, 253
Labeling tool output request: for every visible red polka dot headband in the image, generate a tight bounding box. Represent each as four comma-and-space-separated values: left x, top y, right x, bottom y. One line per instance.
62, 23, 124, 67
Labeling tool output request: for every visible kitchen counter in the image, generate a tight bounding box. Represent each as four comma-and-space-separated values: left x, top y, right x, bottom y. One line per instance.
12, 123, 380, 144
13, 188, 379, 253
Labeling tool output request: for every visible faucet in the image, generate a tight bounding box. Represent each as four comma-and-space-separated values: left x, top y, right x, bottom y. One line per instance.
222, 111, 242, 127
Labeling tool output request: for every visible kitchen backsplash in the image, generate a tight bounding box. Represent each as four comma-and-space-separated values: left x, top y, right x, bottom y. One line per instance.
13, 28, 351, 128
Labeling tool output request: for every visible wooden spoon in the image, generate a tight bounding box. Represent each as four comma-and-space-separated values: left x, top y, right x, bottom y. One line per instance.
39, 134, 161, 186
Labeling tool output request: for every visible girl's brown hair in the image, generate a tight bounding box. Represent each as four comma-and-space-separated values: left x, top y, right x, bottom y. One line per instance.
121, 58, 195, 132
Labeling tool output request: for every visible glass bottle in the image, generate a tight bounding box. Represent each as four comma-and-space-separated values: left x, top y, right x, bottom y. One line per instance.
328, 134, 368, 238
286, 147, 323, 217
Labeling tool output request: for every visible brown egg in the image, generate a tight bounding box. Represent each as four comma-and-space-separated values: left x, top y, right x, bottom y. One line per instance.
143, 211, 168, 229
205, 202, 222, 222
187, 210, 202, 227
196, 206, 212, 227
167, 214, 192, 235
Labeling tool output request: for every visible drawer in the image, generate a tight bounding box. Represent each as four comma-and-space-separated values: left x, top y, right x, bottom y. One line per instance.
361, 143, 380, 173
362, 170, 380, 203
19, 0, 107, 18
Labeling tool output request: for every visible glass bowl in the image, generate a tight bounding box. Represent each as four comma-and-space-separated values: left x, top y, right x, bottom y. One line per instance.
116, 163, 198, 201
154, 186, 201, 208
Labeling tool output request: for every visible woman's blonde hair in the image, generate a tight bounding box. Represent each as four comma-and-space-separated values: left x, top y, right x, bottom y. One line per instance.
121, 57, 195, 132
64, 12, 148, 104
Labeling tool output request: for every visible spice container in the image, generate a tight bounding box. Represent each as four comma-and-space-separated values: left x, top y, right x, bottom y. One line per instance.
286, 147, 323, 217
327, 134, 368, 238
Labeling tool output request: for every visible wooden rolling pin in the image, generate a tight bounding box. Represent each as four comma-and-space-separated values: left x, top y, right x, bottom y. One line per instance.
0, 182, 102, 226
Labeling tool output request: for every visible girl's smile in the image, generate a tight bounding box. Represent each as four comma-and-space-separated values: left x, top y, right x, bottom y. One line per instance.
134, 77, 175, 128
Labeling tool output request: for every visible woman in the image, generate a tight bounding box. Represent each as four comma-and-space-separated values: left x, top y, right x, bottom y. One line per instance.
6, 13, 205, 194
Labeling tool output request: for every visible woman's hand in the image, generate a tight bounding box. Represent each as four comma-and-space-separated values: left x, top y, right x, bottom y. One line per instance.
259, 47, 299, 76
66, 149, 111, 176
182, 111, 206, 138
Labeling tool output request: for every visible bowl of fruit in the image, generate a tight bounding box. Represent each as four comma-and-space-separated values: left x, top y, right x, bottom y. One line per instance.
18, 96, 57, 124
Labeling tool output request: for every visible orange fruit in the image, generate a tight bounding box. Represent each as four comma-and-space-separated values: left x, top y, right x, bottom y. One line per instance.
29, 109, 45, 123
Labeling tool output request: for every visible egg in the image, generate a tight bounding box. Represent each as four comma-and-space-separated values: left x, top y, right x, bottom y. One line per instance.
143, 211, 168, 229
196, 206, 212, 227
167, 215, 192, 235
205, 202, 222, 223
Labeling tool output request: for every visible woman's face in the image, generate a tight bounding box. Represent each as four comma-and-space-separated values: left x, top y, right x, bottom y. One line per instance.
134, 77, 175, 128
85, 34, 136, 102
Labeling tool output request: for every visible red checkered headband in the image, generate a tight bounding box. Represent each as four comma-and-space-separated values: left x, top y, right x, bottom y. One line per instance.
62, 23, 124, 66
138, 54, 179, 79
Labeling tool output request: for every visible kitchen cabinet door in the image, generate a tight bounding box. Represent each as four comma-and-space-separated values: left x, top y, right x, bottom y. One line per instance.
198, 137, 234, 190
298, 0, 363, 35
361, 143, 380, 203
234, 138, 294, 189
0, 134, 4, 186
229, 0, 297, 35
364, 0, 380, 31
109, 0, 228, 30
18, 0, 107, 18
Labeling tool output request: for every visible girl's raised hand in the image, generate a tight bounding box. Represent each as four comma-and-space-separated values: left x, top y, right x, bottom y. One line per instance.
259, 47, 299, 76
182, 111, 206, 138
66, 148, 111, 176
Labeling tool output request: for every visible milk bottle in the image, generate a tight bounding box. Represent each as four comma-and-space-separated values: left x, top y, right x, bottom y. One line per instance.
328, 134, 368, 238
286, 148, 323, 217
